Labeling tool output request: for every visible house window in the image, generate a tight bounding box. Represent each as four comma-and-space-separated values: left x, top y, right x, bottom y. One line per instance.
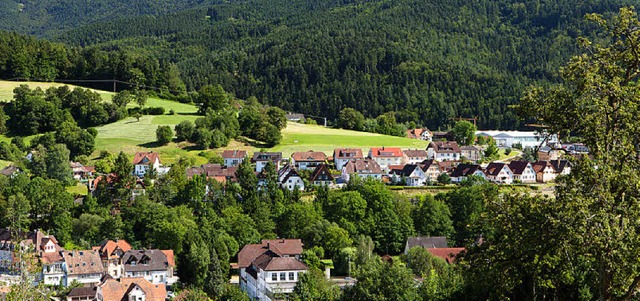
272, 273, 277, 281
280, 272, 286, 281
289, 272, 294, 280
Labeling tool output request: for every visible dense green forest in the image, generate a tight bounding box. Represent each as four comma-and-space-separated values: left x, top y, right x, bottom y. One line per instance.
0, 0, 635, 129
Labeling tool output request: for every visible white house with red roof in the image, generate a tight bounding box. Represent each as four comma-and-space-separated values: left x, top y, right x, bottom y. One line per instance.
291, 151, 327, 171
132, 151, 162, 177
222, 150, 247, 167
238, 239, 307, 301
427, 141, 461, 162
333, 148, 364, 171
368, 147, 404, 169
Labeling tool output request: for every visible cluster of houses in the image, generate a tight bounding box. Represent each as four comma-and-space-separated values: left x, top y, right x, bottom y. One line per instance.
0, 229, 175, 301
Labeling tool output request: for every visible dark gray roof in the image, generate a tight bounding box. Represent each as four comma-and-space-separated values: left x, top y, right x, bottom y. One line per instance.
67, 286, 97, 298
405, 236, 448, 252
450, 164, 482, 177
123, 249, 169, 272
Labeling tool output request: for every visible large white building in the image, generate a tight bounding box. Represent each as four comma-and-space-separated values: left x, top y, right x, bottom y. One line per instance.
238, 239, 308, 301
476, 130, 558, 149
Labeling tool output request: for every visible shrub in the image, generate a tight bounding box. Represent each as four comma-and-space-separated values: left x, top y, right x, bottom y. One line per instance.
156, 125, 174, 145
144, 107, 165, 115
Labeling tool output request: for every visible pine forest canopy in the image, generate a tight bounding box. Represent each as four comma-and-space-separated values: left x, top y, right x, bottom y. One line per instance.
0, 0, 637, 130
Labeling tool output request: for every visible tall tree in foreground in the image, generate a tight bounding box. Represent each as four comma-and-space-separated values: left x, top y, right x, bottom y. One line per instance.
467, 7, 640, 301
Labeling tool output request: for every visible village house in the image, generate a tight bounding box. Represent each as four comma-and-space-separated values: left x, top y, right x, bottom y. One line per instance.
426, 247, 465, 264
132, 151, 162, 178
278, 164, 305, 191
508, 161, 537, 183
533, 161, 557, 183
406, 128, 433, 141
93, 239, 132, 279
0, 229, 65, 285
403, 149, 429, 165
449, 163, 485, 183
185, 164, 238, 184
390, 164, 428, 186
291, 151, 327, 171
368, 147, 404, 169
460, 145, 483, 161
222, 150, 247, 167
238, 239, 308, 301
484, 162, 514, 184
94, 277, 167, 301
70, 162, 96, 182
404, 236, 448, 254
341, 159, 383, 183
309, 164, 334, 186
550, 159, 572, 176
122, 249, 176, 286
252, 152, 283, 173
427, 141, 461, 162
419, 159, 443, 182
333, 148, 364, 171
62, 250, 104, 286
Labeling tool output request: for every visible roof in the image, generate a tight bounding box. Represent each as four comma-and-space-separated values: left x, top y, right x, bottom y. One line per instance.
391, 164, 421, 177
309, 164, 334, 182
222, 150, 247, 159
508, 161, 532, 175
485, 162, 508, 177
63, 250, 104, 275
476, 130, 541, 138
426, 248, 465, 264
406, 236, 448, 250
123, 249, 170, 272
429, 141, 461, 154
369, 147, 403, 158
0, 165, 19, 176
533, 161, 555, 173
132, 151, 161, 165
278, 164, 302, 183
550, 159, 571, 173
450, 164, 482, 177
237, 239, 303, 268
186, 164, 237, 181
291, 151, 327, 162
94, 240, 132, 260
252, 152, 283, 162
100, 278, 166, 301
333, 148, 364, 160
67, 286, 97, 298
161, 250, 175, 267
460, 145, 481, 151
403, 149, 428, 158
419, 159, 440, 172
343, 159, 382, 175
406, 128, 431, 139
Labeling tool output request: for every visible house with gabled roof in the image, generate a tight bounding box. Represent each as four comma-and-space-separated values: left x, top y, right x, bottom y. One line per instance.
95, 277, 167, 301
533, 161, 557, 183
406, 128, 433, 141
508, 161, 536, 183
291, 151, 327, 171
252, 152, 283, 173
550, 159, 572, 176
62, 250, 104, 286
341, 159, 383, 183
132, 151, 162, 177
122, 249, 176, 285
404, 236, 448, 254
368, 147, 404, 169
278, 164, 304, 191
333, 148, 364, 171
427, 141, 461, 162
484, 162, 514, 184
222, 150, 247, 167
419, 159, 443, 182
93, 239, 132, 279
390, 164, 428, 186
238, 239, 307, 301
309, 164, 333, 187
461, 145, 482, 161
450, 163, 485, 183
403, 149, 429, 165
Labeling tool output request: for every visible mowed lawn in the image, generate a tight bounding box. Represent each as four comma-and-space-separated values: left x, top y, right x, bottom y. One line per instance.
269, 123, 430, 157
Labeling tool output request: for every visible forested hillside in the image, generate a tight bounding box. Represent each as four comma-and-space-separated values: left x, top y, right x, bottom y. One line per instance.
0, 0, 635, 129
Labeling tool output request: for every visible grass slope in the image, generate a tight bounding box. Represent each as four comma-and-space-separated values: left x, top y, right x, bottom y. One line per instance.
0, 80, 429, 164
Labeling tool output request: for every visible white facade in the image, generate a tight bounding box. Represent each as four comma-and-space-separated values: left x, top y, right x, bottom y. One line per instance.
64, 272, 102, 286
42, 262, 65, 286
125, 270, 168, 285
451, 170, 486, 183
486, 165, 514, 184
134, 159, 161, 178
476, 130, 558, 149
224, 157, 244, 168
241, 268, 306, 301
513, 165, 536, 183
427, 149, 460, 162
370, 157, 403, 169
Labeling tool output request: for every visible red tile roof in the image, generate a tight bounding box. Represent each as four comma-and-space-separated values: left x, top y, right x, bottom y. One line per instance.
161, 250, 175, 267
255, 255, 308, 271
62, 250, 104, 275
533, 161, 556, 173
94, 240, 132, 260
100, 278, 166, 301
426, 248, 465, 264
429, 141, 461, 154
291, 151, 327, 162
222, 150, 247, 159
333, 148, 364, 159
132, 151, 160, 165
343, 159, 383, 174
369, 147, 403, 158
237, 239, 303, 268
403, 149, 428, 158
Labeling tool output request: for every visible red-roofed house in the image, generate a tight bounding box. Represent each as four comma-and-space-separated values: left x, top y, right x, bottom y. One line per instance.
133, 151, 162, 177
368, 147, 404, 169
406, 128, 433, 141
426, 248, 465, 264
222, 150, 247, 167
533, 161, 557, 183
427, 141, 461, 162
238, 239, 307, 300
93, 239, 132, 279
291, 151, 327, 171
333, 148, 364, 171
96, 277, 167, 301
